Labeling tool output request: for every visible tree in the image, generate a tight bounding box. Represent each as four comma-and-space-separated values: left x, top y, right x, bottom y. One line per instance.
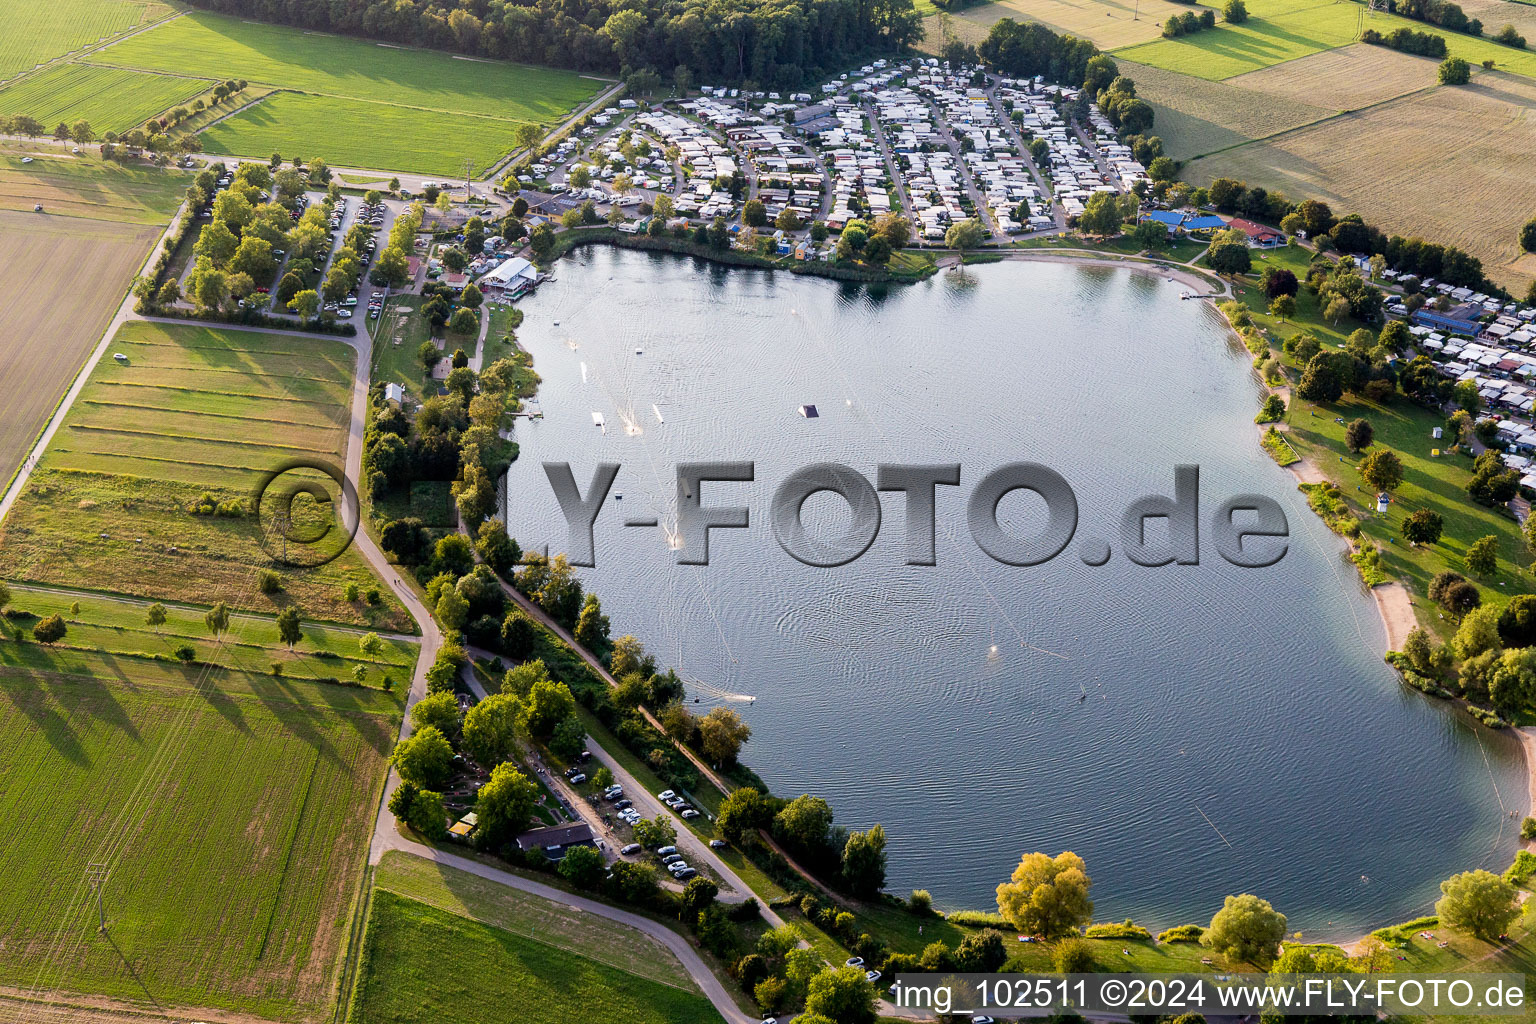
462, 692, 523, 768
632, 816, 677, 849
996, 851, 1093, 938
524, 678, 577, 738
945, 218, 985, 250
1488, 646, 1536, 711
1522, 216, 1536, 254
1296, 353, 1344, 403
392, 724, 454, 789
773, 794, 834, 855
559, 844, 606, 888
1453, 606, 1502, 660
1268, 294, 1295, 321
1497, 594, 1536, 648
32, 614, 67, 644
1344, 418, 1374, 452
205, 601, 230, 639
412, 691, 461, 738
573, 593, 610, 651
229, 236, 275, 280
435, 586, 469, 629
195, 218, 238, 266
842, 824, 887, 897
718, 786, 773, 842
476, 762, 539, 843
1439, 56, 1472, 85
1207, 237, 1252, 276
742, 199, 768, 227
1359, 448, 1404, 493
1132, 219, 1169, 249
406, 788, 447, 839
1400, 508, 1444, 546
276, 606, 302, 649
288, 289, 321, 321
1324, 294, 1351, 325
1078, 191, 1132, 236
145, 602, 166, 632
699, 707, 751, 767
1436, 870, 1519, 940
804, 967, 877, 1024
1467, 535, 1498, 577
1224, 0, 1248, 22
1205, 894, 1286, 965
956, 929, 1008, 972
1468, 449, 1521, 505
449, 307, 478, 334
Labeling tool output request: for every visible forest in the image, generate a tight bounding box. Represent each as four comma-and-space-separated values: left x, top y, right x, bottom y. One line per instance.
185, 0, 924, 87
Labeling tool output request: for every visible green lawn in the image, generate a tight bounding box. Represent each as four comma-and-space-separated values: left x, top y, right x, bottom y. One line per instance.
374, 851, 699, 989
0, 320, 413, 631
1112, 0, 1364, 79
0, 0, 161, 83
348, 889, 724, 1024
0, 62, 207, 136
198, 90, 533, 177
370, 295, 438, 403
1001, 936, 1222, 973
1221, 244, 1536, 639
0, 645, 400, 1019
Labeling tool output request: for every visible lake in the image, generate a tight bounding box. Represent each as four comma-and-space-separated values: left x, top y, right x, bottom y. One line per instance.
502, 245, 1527, 936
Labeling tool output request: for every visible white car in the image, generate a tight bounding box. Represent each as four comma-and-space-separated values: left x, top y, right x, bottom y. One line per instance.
656, 790, 675, 801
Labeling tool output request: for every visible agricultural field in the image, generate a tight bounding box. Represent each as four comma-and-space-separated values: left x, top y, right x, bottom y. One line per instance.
923, 0, 1202, 52
0, 321, 413, 631
1224, 42, 1439, 110
1114, 59, 1332, 159
0, 0, 169, 84
0, 211, 158, 493
1458, 0, 1536, 39
0, 145, 188, 224
0, 62, 208, 137
1182, 72, 1536, 292
198, 91, 529, 177
92, 10, 600, 172
348, 888, 723, 1024
0, 630, 401, 1020
1111, 0, 1366, 80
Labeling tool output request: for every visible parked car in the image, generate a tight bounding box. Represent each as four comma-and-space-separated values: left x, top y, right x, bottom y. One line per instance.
656, 790, 675, 801
620, 843, 641, 856
655, 845, 677, 856
680, 809, 699, 820
709, 839, 727, 849
568, 773, 586, 784
661, 853, 682, 865
614, 799, 632, 810
845, 957, 864, 969
673, 867, 697, 880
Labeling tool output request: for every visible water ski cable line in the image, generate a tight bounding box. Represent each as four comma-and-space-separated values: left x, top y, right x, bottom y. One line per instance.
783, 306, 1071, 666
1192, 802, 1235, 850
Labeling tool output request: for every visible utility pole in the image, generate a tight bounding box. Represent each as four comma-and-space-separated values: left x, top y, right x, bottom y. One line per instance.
1134, 0, 1140, 18
86, 863, 109, 932
464, 159, 474, 204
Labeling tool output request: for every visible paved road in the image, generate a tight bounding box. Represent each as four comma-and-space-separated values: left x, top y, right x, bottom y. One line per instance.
863, 101, 916, 222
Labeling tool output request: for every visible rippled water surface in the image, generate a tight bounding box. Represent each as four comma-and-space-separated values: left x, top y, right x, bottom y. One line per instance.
503, 246, 1527, 935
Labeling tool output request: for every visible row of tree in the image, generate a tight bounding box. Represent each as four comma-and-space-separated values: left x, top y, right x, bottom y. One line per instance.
185, 0, 922, 87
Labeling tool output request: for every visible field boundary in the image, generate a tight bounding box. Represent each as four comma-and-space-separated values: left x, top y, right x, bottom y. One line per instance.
0, 2, 183, 89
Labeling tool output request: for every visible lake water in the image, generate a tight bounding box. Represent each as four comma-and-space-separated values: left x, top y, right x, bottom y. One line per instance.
503, 245, 1527, 936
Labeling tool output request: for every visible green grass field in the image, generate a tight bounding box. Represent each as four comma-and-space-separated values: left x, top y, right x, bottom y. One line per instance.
0, 62, 207, 136
90, 9, 599, 172
348, 888, 724, 1024
0, 145, 188, 224
0, 320, 412, 632
0, 0, 166, 84
1, 584, 418, 685
0, 642, 401, 1020
374, 852, 698, 988
1112, 0, 1364, 79
197, 89, 529, 177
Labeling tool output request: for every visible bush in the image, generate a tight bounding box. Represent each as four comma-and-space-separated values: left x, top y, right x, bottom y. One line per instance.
909, 889, 933, 914
173, 643, 196, 662
1084, 920, 1151, 939
1052, 937, 1095, 972
258, 569, 283, 594
1158, 923, 1205, 942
